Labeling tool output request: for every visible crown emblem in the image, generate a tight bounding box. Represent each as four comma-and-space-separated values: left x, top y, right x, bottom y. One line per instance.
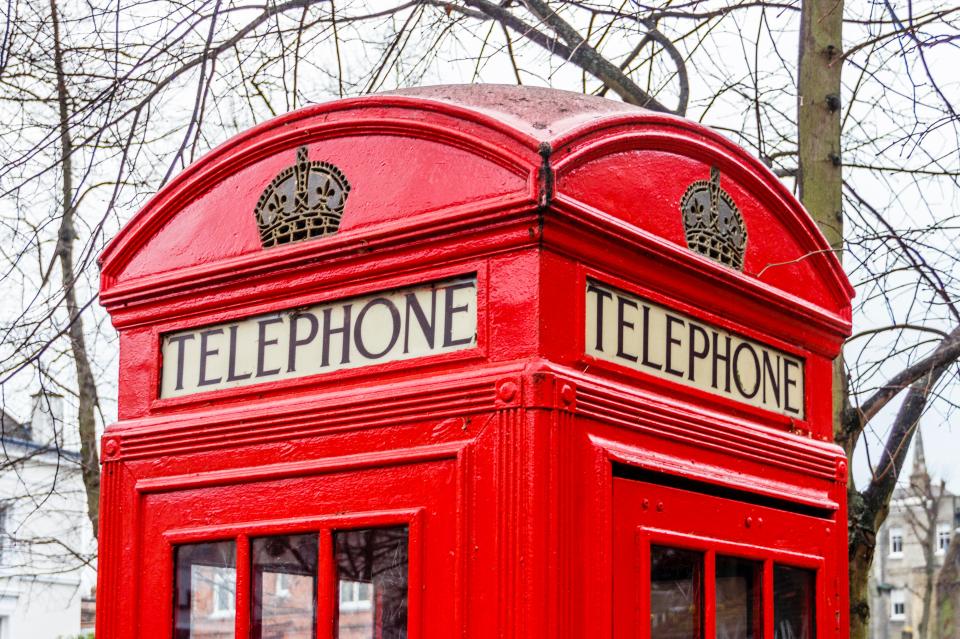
680, 166, 747, 270
254, 146, 350, 248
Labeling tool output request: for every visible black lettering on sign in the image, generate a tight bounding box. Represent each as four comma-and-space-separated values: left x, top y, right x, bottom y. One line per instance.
688, 323, 709, 383
443, 281, 476, 347
761, 350, 781, 408
226, 324, 252, 382
287, 313, 319, 373
321, 304, 352, 367
256, 317, 284, 377
732, 342, 761, 399
355, 298, 401, 359
784, 359, 802, 415
641, 305, 663, 371
587, 284, 613, 351
616, 296, 639, 362
712, 333, 732, 393
167, 333, 195, 391
404, 290, 436, 352
198, 328, 224, 387
585, 280, 805, 418
664, 314, 685, 377
159, 277, 478, 398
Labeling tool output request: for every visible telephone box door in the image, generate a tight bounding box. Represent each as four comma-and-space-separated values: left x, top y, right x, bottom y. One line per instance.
613, 473, 838, 639
133, 456, 459, 638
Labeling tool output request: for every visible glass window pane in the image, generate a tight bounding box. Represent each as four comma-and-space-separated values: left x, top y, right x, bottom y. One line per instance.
335, 526, 409, 639
251, 534, 318, 639
774, 565, 816, 639
174, 540, 237, 639
651, 545, 703, 639
716, 556, 761, 639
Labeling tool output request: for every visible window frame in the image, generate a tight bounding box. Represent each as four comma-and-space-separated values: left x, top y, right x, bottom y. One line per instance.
210, 568, 237, 619
174, 540, 239, 636
636, 527, 823, 639
0, 504, 11, 568
273, 570, 291, 599
164, 508, 422, 638
936, 524, 951, 555
889, 527, 904, 558
890, 588, 906, 621
339, 579, 374, 613
612, 475, 831, 639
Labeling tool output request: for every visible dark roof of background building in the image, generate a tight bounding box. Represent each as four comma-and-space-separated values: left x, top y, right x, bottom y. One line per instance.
0, 407, 80, 460
0, 407, 31, 441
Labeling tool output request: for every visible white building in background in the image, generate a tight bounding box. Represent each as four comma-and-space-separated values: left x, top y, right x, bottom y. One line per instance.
0, 393, 96, 639
870, 433, 959, 639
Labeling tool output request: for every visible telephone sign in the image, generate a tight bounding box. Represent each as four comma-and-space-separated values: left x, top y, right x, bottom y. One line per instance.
160, 276, 477, 397
586, 280, 804, 417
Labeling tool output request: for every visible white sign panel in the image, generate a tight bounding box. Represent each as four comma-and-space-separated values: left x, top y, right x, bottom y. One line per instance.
161, 277, 477, 398
586, 280, 804, 417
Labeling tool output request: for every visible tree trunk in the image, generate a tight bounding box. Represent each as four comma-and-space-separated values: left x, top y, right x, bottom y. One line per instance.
798, 0, 844, 256
938, 536, 960, 639
921, 560, 934, 639
797, 0, 846, 441
849, 537, 875, 639
50, 0, 101, 538
919, 507, 937, 639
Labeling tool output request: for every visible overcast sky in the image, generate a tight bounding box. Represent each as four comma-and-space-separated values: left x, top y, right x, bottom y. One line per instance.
1, 0, 957, 496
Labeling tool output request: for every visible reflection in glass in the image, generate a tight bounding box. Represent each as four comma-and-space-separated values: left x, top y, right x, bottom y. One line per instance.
174, 540, 237, 639
774, 565, 816, 639
716, 556, 761, 639
651, 545, 703, 639
335, 526, 409, 639
251, 534, 318, 639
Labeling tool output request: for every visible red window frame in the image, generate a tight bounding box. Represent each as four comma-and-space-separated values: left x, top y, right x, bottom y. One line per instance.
614, 474, 831, 639
165, 509, 423, 638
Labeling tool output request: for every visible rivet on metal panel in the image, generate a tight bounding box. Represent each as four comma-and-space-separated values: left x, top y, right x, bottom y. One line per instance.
836, 459, 847, 480
745, 516, 753, 528
103, 438, 119, 458
655, 502, 664, 512
497, 380, 518, 403
560, 383, 575, 407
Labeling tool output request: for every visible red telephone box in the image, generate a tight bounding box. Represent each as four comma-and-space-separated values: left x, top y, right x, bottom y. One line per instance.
98, 85, 853, 639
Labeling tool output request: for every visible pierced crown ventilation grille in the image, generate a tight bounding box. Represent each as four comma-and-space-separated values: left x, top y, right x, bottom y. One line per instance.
254, 146, 350, 248
680, 167, 747, 270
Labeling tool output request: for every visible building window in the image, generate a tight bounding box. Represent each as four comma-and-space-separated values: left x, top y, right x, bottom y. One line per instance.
937, 524, 952, 555
176, 541, 237, 635
0, 506, 8, 567
275, 571, 291, 598
891, 589, 906, 620
890, 527, 904, 557
212, 570, 236, 617
339, 580, 373, 612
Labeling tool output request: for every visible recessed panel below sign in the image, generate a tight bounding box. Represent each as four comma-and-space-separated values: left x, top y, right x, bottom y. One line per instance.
586, 280, 804, 418
160, 276, 477, 398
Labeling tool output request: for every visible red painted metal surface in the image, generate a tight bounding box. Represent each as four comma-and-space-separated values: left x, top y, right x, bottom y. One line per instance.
98, 84, 853, 638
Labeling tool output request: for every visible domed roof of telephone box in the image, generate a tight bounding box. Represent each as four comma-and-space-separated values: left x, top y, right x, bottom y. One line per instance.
100, 84, 852, 325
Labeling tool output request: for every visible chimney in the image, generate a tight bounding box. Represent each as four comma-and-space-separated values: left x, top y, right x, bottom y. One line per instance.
909, 428, 930, 494
29, 391, 64, 448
